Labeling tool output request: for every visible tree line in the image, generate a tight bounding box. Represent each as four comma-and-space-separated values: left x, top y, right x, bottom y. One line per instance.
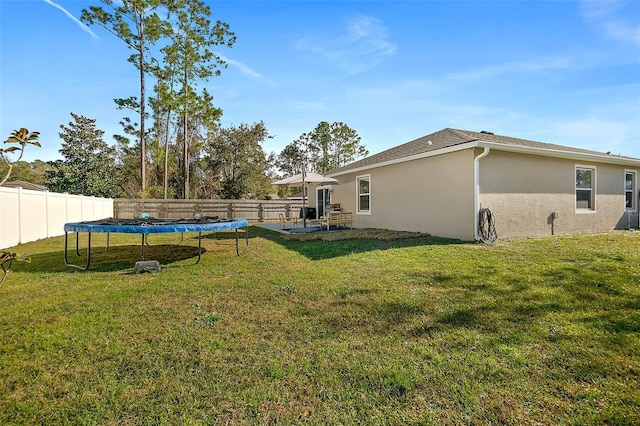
1, 114, 367, 200
1, 0, 368, 199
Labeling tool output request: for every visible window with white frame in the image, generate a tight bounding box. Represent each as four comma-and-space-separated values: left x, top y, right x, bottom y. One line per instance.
576, 166, 595, 211
625, 171, 636, 210
357, 175, 370, 214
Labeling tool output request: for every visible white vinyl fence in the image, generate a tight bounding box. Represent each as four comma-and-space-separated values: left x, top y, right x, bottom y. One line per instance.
0, 186, 114, 250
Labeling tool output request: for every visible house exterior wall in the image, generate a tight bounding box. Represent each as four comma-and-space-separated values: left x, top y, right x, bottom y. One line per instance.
479, 150, 639, 238
332, 149, 476, 240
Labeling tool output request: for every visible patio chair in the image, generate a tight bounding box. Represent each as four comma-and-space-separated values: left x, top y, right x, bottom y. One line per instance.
320, 211, 353, 231
279, 213, 298, 230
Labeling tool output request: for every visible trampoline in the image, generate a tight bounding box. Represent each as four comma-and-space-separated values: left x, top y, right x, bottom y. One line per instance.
64, 216, 249, 270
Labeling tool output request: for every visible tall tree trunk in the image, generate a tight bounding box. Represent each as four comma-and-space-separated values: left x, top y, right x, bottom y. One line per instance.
183, 109, 189, 199
139, 15, 146, 192
183, 61, 189, 199
162, 64, 178, 200
163, 109, 171, 199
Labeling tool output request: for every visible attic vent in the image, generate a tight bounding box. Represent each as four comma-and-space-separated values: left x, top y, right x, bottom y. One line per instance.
480, 130, 494, 135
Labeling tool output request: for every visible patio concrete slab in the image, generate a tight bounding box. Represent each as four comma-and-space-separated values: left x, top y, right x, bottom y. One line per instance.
256, 222, 322, 234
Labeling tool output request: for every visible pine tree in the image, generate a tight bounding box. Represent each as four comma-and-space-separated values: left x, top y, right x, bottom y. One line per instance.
160, 0, 235, 199
278, 122, 368, 175
81, 0, 171, 192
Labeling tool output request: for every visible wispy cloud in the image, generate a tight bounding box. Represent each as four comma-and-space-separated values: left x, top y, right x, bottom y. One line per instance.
603, 20, 640, 46
220, 56, 275, 86
296, 15, 396, 75
445, 56, 573, 82
581, 0, 623, 20
552, 117, 634, 152
42, 0, 98, 39
581, 0, 640, 46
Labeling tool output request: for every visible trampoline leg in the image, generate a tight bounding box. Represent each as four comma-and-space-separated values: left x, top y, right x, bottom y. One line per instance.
235, 227, 249, 256
64, 231, 92, 270
141, 234, 145, 260
195, 232, 203, 264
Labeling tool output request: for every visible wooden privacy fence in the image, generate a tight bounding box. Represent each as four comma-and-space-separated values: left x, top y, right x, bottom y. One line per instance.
114, 199, 305, 222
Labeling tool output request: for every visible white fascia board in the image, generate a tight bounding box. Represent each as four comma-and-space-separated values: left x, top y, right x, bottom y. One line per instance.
478, 141, 640, 167
328, 140, 640, 178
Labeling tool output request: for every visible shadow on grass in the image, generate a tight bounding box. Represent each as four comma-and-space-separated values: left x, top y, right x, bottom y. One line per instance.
251, 225, 470, 260
8, 228, 259, 274
310, 254, 638, 345
11, 243, 206, 273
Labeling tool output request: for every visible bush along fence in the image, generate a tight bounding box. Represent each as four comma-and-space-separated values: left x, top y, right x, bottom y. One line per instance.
114, 199, 305, 223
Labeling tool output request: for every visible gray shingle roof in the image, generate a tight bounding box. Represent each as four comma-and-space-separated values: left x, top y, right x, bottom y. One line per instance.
328, 128, 638, 175
0, 180, 49, 191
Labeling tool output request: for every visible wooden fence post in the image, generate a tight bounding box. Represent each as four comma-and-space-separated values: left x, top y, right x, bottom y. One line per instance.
258, 203, 264, 222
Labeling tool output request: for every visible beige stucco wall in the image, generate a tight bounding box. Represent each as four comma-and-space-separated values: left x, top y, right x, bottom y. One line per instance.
479, 150, 639, 238
330, 149, 477, 240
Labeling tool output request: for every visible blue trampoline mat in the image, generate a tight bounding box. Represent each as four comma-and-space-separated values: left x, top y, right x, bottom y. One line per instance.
64, 217, 249, 234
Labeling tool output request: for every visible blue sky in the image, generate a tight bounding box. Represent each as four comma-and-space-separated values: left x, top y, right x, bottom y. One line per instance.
1, 0, 639, 164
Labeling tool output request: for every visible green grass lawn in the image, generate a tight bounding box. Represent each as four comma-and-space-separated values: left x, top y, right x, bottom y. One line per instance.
1, 227, 639, 425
